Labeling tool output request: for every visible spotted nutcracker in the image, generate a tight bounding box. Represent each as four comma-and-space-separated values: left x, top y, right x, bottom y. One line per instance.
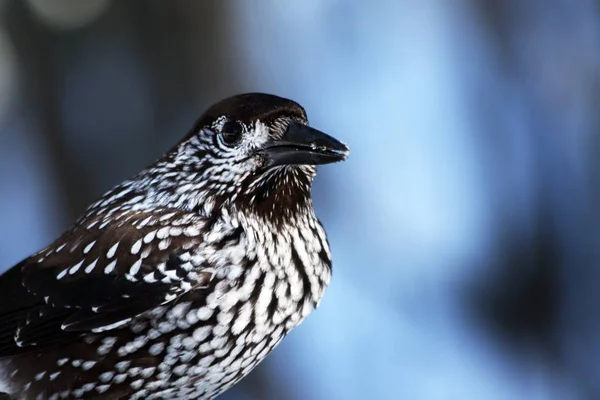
0, 93, 349, 400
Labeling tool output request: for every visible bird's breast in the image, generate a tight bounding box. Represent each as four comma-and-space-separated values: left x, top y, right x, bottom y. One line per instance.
107, 211, 334, 398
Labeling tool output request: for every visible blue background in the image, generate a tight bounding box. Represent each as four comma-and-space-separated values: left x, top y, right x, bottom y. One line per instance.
0, 1, 599, 399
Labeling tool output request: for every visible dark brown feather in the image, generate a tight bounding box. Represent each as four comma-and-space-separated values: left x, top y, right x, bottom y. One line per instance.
0, 209, 206, 358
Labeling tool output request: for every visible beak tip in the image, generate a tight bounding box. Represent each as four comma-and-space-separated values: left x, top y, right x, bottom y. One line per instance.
335, 142, 350, 161
341, 142, 350, 155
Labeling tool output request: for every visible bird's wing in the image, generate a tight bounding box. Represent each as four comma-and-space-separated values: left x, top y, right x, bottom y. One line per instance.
0, 208, 211, 358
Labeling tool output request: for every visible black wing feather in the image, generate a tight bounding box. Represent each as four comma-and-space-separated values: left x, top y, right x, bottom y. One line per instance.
0, 209, 205, 358
0, 260, 174, 357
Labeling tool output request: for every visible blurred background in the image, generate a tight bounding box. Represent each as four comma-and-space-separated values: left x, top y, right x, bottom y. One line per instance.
0, 0, 599, 399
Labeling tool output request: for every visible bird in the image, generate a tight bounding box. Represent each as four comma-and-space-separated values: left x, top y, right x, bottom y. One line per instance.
0, 93, 349, 400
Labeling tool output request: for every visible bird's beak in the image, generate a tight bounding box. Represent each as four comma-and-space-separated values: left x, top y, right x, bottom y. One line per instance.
263, 121, 349, 168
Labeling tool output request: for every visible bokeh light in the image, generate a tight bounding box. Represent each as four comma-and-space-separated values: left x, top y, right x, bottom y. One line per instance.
26, 0, 110, 30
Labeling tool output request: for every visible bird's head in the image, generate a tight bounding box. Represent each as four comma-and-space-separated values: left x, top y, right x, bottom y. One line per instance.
153, 93, 349, 220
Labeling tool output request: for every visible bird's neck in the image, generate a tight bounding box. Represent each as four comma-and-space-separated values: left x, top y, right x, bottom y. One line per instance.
233, 165, 316, 224
234, 206, 332, 317
89, 162, 318, 234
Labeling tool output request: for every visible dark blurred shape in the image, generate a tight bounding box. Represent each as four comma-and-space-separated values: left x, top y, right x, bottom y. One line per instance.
470, 213, 562, 361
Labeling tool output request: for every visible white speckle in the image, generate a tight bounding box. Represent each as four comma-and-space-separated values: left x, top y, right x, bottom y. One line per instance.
196, 307, 213, 321
130, 379, 144, 390
144, 230, 157, 243
69, 260, 84, 275
113, 373, 127, 384
228, 355, 243, 371
131, 239, 143, 255
97, 336, 117, 356
164, 293, 177, 302
34, 371, 46, 380
231, 301, 253, 334
169, 227, 182, 236
141, 246, 152, 259
118, 342, 135, 357
177, 317, 191, 330
140, 367, 156, 378
145, 383, 165, 396
137, 215, 153, 228
198, 354, 216, 368
84, 258, 99, 274
91, 318, 131, 333
107, 242, 120, 258
173, 364, 187, 376
158, 321, 176, 334
115, 360, 131, 372
186, 309, 199, 325
147, 328, 161, 340
87, 220, 99, 229
193, 326, 211, 342
182, 336, 197, 351
169, 334, 183, 349
57, 357, 69, 366
55, 243, 67, 253
209, 335, 227, 349
82, 361, 97, 371
130, 321, 147, 334
158, 239, 171, 251
156, 227, 170, 240
99, 371, 114, 382
173, 375, 190, 386
251, 340, 268, 357
56, 268, 68, 280
170, 302, 190, 318
183, 226, 200, 237
129, 259, 143, 275
82, 382, 96, 392
83, 241, 96, 254
227, 265, 243, 280
132, 335, 147, 351
179, 262, 193, 272
240, 356, 254, 369
149, 342, 165, 356
96, 384, 110, 393
162, 268, 179, 281
104, 259, 117, 274
71, 359, 82, 367
160, 212, 176, 221
179, 350, 196, 363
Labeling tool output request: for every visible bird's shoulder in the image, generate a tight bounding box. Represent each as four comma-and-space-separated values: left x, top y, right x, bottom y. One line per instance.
0, 208, 215, 357
26, 207, 209, 285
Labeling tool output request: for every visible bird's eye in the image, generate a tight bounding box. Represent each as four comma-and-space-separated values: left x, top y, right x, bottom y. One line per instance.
220, 121, 243, 145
